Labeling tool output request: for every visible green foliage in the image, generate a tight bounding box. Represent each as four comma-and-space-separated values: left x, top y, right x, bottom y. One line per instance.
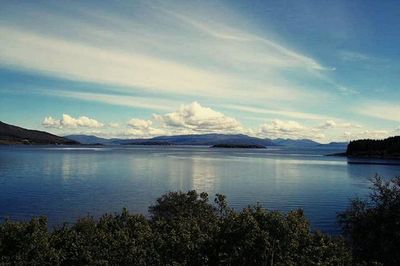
0, 190, 353, 265
149, 191, 218, 265
338, 176, 400, 265
0, 217, 59, 265
51, 210, 157, 265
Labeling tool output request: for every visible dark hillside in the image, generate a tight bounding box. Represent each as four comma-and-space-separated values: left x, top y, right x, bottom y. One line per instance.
0, 121, 79, 144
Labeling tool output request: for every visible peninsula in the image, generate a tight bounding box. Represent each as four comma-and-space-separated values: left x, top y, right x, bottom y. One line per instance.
346, 136, 400, 159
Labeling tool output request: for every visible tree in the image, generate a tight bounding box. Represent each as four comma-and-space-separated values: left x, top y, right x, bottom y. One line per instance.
338, 175, 400, 265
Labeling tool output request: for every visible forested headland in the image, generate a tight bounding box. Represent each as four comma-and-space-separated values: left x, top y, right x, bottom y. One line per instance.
346, 136, 400, 159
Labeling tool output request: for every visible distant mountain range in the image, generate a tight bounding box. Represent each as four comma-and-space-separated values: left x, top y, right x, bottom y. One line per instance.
63, 134, 109, 145
0, 121, 349, 148
319, 141, 349, 149
0, 121, 78, 145
64, 134, 347, 148
65, 133, 275, 146
272, 138, 319, 147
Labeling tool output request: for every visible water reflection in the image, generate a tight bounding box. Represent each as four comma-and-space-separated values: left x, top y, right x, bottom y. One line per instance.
1, 145, 400, 233
189, 157, 218, 193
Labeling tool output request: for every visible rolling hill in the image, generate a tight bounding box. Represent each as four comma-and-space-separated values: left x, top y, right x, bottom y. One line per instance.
0, 121, 79, 145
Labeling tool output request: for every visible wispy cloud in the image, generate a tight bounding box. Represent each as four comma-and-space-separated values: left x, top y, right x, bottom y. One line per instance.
339, 51, 371, 62
1, 0, 398, 141
222, 104, 334, 121
42, 90, 177, 111
355, 101, 400, 122
160, 7, 330, 71
0, 1, 335, 105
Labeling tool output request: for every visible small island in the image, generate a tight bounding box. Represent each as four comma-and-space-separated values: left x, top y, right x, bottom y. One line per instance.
211, 143, 266, 149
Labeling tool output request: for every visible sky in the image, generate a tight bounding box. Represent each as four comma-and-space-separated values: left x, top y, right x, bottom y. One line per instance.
0, 0, 399, 143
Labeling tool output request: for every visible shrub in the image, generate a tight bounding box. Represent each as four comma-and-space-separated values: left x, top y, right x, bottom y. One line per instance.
0, 190, 353, 265
338, 176, 400, 265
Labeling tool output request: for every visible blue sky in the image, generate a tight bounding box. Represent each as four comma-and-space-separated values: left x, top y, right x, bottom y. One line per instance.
0, 0, 399, 142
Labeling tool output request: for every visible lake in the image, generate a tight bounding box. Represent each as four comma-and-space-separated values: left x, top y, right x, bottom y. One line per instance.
1, 145, 399, 234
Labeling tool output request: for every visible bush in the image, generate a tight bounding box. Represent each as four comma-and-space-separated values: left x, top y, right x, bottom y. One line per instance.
0, 190, 353, 265
338, 176, 400, 265
0, 217, 58, 265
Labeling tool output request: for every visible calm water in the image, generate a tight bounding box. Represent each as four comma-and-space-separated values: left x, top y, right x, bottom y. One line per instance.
1, 145, 400, 233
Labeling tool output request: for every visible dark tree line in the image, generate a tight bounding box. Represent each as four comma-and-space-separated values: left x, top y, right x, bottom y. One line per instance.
1, 176, 400, 265
346, 136, 400, 158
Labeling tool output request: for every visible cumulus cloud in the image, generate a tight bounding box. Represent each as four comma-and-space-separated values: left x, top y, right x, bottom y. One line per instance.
39, 102, 397, 142
317, 120, 362, 130
318, 120, 337, 129
122, 127, 166, 138
127, 119, 152, 129
154, 102, 242, 133
108, 123, 120, 128
342, 130, 392, 141
124, 119, 166, 137
42, 116, 61, 128
258, 119, 331, 140
42, 114, 103, 128
258, 119, 317, 139
260, 119, 304, 135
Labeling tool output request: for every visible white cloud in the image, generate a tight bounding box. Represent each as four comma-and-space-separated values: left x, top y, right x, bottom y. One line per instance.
127, 119, 152, 129
162, 8, 328, 71
260, 119, 304, 134
108, 123, 120, 128
257, 119, 363, 141
42, 114, 103, 129
121, 127, 166, 138
42, 90, 176, 111
257, 119, 325, 140
318, 120, 364, 130
342, 130, 392, 141
0, 0, 336, 106
154, 102, 243, 133
124, 119, 166, 138
318, 120, 337, 129
42, 117, 61, 128
39, 102, 399, 142
222, 104, 332, 121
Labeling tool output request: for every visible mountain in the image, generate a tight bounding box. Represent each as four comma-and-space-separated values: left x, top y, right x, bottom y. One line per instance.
0, 121, 79, 145
66, 133, 329, 147
318, 141, 348, 149
65, 135, 110, 145
272, 138, 320, 147
149, 134, 275, 146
